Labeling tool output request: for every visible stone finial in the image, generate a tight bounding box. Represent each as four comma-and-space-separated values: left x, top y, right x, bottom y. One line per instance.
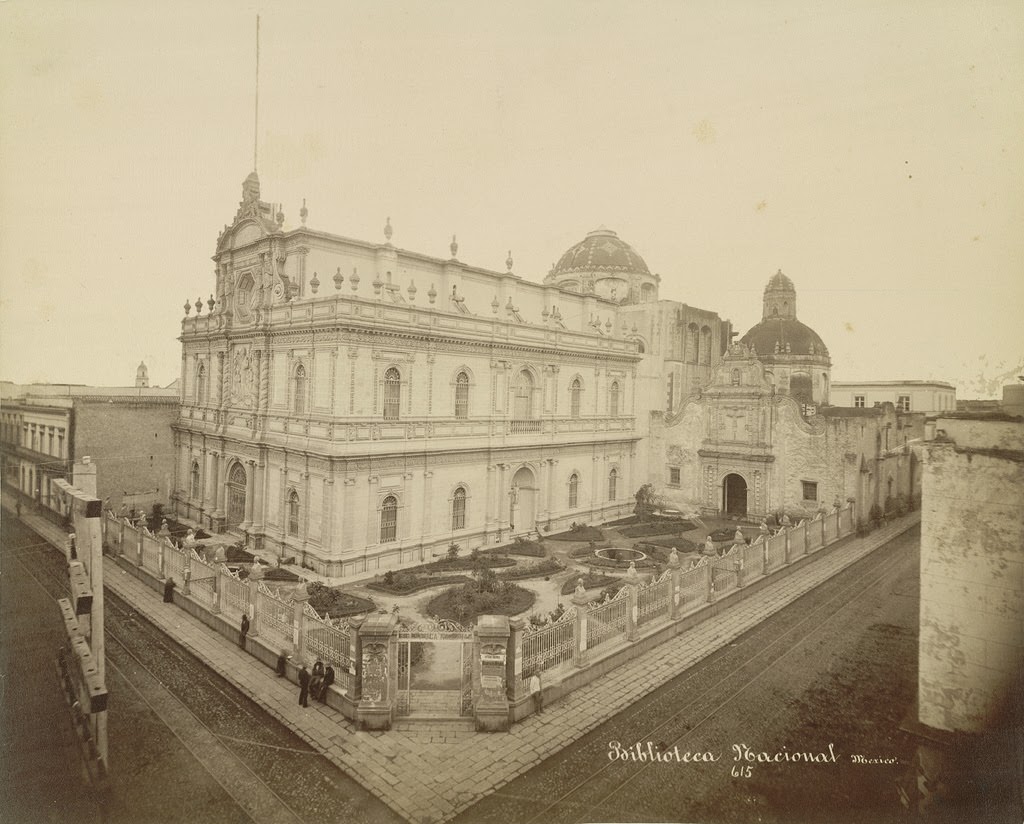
542, 306, 550, 320
300, 198, 308, 225
626, 561, 639, 581
384, 216, 393, 243
407, 280, 417, 301
372, 272, 383, 295
276, 205, 284, 226
450, 234, 458, 259
605, 318, 612, 332
350, 267, 360, 291
195, 297, 203, 315
333, 267, 344, 290
184, 300, 191, 316
491, 295, 499, 314
506, 250, 514, 272
310, 271, 320, 294
206, 294, 215, 312
427, 283, 437, 304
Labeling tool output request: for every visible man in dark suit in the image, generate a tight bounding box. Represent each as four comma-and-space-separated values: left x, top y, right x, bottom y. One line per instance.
298, 665, 310, 707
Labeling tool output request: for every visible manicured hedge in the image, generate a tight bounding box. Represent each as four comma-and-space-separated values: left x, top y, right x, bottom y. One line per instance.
547, 525, 605, 542
497, 559, 562, 581
366, 574, 471, 595
306, 581, 375, 616
618, 520, 695, 538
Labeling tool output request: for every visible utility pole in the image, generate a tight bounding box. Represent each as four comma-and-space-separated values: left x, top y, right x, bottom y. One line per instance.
54, 457, 108, 784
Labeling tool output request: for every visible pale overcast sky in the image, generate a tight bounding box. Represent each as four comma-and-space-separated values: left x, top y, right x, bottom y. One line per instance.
1, 1, 1021, 396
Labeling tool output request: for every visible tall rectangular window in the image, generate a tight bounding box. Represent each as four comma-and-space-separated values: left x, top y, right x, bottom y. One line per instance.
854, 395, 865, 408
897, 395, 911, 412
383, 368, 401, 420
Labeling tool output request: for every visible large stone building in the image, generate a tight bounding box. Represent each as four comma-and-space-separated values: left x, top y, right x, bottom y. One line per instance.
0, 375, 178, 515
173, 171, 931, 574
172, 174, 731, 576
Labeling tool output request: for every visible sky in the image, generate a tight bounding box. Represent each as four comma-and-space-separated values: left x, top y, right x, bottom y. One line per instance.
1, 0, 1022, 397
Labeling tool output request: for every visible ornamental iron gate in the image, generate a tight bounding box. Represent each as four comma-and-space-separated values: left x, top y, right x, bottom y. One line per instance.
393, 619, 476, 718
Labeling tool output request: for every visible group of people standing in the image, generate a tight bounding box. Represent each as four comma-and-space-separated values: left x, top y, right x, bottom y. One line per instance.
297, 659, 335, 707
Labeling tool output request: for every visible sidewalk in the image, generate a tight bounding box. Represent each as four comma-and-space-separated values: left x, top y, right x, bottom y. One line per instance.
7, 497, 919, 824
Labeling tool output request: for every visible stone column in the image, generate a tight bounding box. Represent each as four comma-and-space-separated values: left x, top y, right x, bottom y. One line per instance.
475, 615, 510, 732
348, 616, 365, 702
507, 617, 526, 703
323, 476, 335, 555
356, 612, 398, 730
211, 452, 223, 519
241, 460, 256, 530
343, 477, 357, 552
668, 549, 682, 619
201, 448, 213, 514
252, 460, 265, 534
625, 563, 640, 641
292, 584, 309, 660
572, 585, 589, 667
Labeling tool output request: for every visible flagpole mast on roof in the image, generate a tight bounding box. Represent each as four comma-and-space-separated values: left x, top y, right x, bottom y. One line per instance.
254, 14, 260, 173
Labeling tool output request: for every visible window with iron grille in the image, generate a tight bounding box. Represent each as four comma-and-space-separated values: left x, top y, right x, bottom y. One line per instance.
454, 372, 469, 419
609, 381, 620, 417
608, 468, 618, 502
383, 368, 401, 420
451, 487, 466, 530
568, 473, 579, 508
669, 467, 681, 486
288, 489, 301, 536
380, 495, 398, 542
570, 378, 582, 418
802, 481, 818, 501
293, 364, 307, 415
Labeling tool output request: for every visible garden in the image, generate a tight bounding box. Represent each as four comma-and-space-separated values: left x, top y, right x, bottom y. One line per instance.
425, 567, 536, 624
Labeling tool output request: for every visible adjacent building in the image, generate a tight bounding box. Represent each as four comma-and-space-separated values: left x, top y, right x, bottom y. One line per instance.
831, 380, 956, 414
0, 375, 178, 516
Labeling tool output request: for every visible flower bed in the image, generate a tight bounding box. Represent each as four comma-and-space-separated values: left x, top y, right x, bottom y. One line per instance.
425, 579, 536, 624
366, 573, 471, 595
618, 519, 695, 538
496, 538, 547, 557
497, 558, 563, 581
560, 572, 621, 595
547, 525, 605, 542
632, 537, 699, 554
419, 556, 517, 573
306, 581, 375, 617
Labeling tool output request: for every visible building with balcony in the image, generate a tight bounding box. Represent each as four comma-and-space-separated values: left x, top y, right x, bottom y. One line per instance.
0, 376, 178, 516
171, 173, 733, 576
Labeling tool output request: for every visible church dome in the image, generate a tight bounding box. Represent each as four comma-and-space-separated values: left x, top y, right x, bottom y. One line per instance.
740, 317, 829, 358
551, 228, 650, 276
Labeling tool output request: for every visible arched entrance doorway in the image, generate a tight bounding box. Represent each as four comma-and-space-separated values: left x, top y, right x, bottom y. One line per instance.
510, 466, 537, 533
722, 473, 747, 517
226, 462, 247, 528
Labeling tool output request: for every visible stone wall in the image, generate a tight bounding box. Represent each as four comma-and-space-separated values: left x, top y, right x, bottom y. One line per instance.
918, 417, 1024, 733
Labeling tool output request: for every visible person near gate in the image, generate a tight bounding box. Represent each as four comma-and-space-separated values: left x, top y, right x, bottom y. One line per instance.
319, 664, 335, 702
239, 613, 250, 648
298, 665, 311, 707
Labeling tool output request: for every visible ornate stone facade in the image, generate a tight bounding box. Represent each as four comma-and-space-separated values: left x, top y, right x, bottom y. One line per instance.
173, 173, 733, 576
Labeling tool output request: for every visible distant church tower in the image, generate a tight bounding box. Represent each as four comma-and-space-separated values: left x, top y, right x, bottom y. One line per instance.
136, 361, 149, 388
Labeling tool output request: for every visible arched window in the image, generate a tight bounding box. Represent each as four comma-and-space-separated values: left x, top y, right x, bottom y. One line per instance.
293, 364, 306, 415
570, 378, 582, 418
568, 473, 579, 509
514, 370, 535, 419
383, 367, 401, 420
686, 324, 699, 364
700, 326, 711, 365
454, 372, 470, 419
196, 363, 207, 405
226, 462, 247, 527
609, 381, 620, 417
380, 495, 398, 543
608, 468, 618, 502
287, 489, 300, 536
636, 340, 645, 354
190, 460, 201, 500
451, 487, 466, 530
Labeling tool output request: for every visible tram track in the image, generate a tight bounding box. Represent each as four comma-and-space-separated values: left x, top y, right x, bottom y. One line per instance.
6, 519, 403, 824
480, 532, 917, 824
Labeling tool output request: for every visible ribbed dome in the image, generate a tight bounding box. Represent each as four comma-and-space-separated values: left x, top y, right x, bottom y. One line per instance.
740, 318, 830, 358
551, 228, 650, 276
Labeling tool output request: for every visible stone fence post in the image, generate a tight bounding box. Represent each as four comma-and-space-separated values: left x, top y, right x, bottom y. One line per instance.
246, 580, 260, 638
735, 553, 746, 589
572, 585, 589, 667
356, 612, 398, 730
291, 583, 309, 661
507, 618, 526, 702
475, 615, 510, 731
181, 544, 192, 596
625, 563, 640, 642
668, 549, 682, 620
706, 558, 715, 602
211, 568, 222, 614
